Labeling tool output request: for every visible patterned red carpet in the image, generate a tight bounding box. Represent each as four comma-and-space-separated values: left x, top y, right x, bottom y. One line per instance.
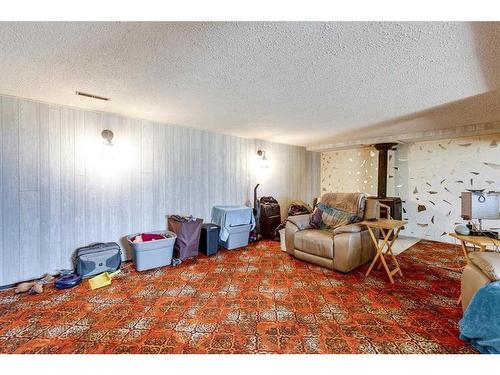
0, 240, 476, 354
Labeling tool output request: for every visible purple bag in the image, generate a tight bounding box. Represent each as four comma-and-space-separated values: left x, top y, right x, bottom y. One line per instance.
167, 216, 203, 260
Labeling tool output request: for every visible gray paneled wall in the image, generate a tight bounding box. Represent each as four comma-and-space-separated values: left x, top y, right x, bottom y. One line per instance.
0, 95, 320, 286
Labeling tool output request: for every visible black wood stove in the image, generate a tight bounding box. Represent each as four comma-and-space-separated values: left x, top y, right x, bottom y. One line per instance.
368, 143, 403, 227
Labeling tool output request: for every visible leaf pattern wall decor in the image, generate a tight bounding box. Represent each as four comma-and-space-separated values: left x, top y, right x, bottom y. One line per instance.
321, 134, 500, 243
320, 148, 377, 195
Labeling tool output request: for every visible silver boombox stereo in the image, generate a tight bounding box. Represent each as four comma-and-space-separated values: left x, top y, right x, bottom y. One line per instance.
460, 190, 499, 239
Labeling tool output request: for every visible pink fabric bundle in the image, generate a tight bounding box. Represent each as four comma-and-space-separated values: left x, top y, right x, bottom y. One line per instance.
131, 233, 167, 243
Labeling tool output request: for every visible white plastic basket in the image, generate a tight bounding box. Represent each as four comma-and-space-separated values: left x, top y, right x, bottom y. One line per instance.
127, 231, 176, 271
279, 229, 286, 252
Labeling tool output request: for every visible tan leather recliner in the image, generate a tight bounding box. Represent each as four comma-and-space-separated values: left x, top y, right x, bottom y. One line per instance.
461, 252, 500, 311
285, 193, 380, 273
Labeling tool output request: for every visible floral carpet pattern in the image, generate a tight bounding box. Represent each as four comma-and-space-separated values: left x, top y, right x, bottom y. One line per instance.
0, 240, 476, 354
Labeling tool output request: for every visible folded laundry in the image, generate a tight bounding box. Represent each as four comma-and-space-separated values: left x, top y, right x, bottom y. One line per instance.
131, 233, 167, 243
169, 214, 196, 222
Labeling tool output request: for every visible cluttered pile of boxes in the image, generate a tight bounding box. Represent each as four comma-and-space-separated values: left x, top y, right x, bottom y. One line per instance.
12, 205, 256, 294
130, 204, 255, 272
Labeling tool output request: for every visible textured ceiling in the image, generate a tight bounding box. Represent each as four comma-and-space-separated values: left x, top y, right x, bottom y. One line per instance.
0, 22, 499, 147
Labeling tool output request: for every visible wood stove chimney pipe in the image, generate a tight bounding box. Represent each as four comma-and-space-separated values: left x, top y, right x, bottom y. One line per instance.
374, 143, 398, 199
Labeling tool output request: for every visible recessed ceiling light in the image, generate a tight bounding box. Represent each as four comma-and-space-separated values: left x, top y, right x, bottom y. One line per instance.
76, 91, 110, 101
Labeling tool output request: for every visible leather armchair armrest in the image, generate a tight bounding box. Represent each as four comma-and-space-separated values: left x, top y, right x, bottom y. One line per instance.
286, 214, 311, 231
285, 214, 311, 255
333, 223, 366, 235
468, 252, 500, 281
461, 263, 491, 311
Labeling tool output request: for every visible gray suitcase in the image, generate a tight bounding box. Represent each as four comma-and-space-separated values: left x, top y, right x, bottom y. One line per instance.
75, 242, 122, 278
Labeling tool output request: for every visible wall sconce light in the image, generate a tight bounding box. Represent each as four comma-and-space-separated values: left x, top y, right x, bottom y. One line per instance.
101, 129, 115, 161
257, 149, 269, 169
101, 129, 114, 146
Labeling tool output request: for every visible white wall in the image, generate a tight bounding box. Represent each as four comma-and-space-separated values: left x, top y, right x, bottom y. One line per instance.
321, 134, 500, 243
0, 95, 320, 286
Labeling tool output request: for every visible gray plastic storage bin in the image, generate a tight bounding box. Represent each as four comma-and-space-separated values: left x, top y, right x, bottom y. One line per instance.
127, 231, 176, 271
220, 224, 252, 250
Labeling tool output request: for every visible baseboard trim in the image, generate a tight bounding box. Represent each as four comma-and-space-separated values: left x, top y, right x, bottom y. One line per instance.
0, 260, 133, 290
0, 282, 17, 291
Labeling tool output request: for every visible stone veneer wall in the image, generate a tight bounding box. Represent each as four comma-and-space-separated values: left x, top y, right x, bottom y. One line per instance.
321, 134, 500, 243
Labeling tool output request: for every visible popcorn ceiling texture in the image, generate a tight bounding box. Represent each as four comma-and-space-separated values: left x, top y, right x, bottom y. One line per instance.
0, 22, 498, 147
321, 134, 500, 243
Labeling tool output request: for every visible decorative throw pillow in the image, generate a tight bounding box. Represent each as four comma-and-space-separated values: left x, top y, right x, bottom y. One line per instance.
310, 205, 323, 229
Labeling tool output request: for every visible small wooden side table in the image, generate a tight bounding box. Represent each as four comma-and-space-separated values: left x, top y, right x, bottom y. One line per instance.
361, 219, 408, 283
448, 233, 500, 268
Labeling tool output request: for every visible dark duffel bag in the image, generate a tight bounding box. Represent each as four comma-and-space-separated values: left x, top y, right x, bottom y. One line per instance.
259, 198, 281, 240
74, 242, 122, 278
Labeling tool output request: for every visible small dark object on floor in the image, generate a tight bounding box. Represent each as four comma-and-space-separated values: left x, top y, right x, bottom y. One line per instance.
171, 258, 182, 266
54, 273, 83, 289
249, 229, 261, 243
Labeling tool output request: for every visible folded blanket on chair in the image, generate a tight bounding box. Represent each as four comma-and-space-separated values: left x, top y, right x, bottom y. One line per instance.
321, 192, 366, 218
310, 193, 366, 231
459, 281, 500, 354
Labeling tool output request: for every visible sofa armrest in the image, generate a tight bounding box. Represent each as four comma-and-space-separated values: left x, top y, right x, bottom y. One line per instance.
284, 214, 311, 255
468, 252, 500, 281
461, 263, 491, 311
333, 223, 366, 235
286, 214, 311, 231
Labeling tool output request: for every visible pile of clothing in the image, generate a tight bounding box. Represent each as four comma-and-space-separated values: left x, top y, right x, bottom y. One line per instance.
169, 214, 197, 222
15, 274, 54, 295
131, 233, 167, 243
274, 200, 313, 235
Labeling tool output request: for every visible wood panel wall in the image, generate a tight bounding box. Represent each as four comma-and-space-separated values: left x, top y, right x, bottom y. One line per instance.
0, 95, 320, 286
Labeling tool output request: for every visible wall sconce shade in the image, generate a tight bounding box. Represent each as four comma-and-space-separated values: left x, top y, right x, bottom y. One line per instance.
101, 129, 114, 145
100, 129, 115, 162
257, 149, 269, 169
